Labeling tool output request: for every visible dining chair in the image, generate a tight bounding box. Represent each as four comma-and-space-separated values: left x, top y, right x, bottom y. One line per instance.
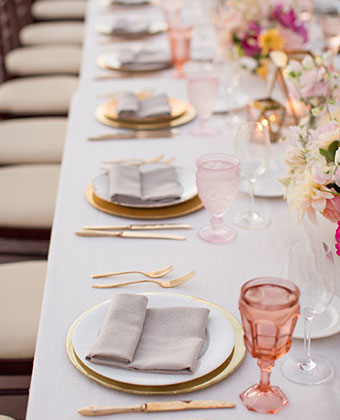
19, 20, 84, 46
0, 260, 47, 392
0, 75, 78, 117
0, 164, 60, 243
5, 44, 82, 76
0, 117, 66, 164
31, 0, 87, 21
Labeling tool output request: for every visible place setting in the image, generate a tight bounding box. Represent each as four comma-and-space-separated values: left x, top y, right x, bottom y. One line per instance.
94, 90, 196, 131
85, 155, 203, 220
66, 290, 246, 395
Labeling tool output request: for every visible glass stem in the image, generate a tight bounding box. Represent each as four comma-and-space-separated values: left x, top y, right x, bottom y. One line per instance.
248, 178, 256, 214
302, 316, 316, 370
200, 117, 209, 132
210, 216, 224, 232
257, 359, 274, 392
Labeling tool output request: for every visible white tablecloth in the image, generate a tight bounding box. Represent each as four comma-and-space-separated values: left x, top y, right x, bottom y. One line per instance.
25, 1, 340, 419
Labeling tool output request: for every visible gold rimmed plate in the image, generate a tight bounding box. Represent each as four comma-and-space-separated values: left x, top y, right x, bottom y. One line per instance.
97, 51, 172, 73
103, 97, 188, 124
66, 292, 246, 395
86, 183, 203, 219
95, 103, 196, 130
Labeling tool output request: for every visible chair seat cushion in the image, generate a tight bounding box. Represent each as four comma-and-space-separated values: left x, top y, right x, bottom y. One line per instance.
0, 76, 78, 116
0, 164, 60, 228
6, 45, 81, 76
0, 261, 47, 359
0, 118, 66, 164
20, 21, 84, 46
31, 0, 87, 20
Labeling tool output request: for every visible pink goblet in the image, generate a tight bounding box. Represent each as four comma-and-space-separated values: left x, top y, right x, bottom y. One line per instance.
196, 153, 240, 243
168, 25, 192, 78
187, 70, 219, 136
239, 277, 300, 414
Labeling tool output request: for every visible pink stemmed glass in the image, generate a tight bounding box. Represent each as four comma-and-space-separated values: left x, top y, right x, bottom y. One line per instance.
168, 25, 192, 78
239, 277, 300, 414
196, 153, 240, 243
187, 70, 219, 136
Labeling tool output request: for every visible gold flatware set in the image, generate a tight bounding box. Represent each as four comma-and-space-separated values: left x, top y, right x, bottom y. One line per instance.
88, 129, 179, 140
75, 223, 192, 241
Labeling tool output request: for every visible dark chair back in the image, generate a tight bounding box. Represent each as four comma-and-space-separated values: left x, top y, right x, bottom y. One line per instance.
0, 0, 19, 81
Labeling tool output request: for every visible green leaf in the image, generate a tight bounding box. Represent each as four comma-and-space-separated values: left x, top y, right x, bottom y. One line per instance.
328, 140, 340, 160
319, 147, 333, 162
327, 183, 340, 193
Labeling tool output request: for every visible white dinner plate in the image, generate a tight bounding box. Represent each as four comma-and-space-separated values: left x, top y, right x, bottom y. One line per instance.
72, 293, 235, 387
95, 21, 167, 37
293, 295, 340, 339
93, 166, 197, 208
239, 169, 285, 198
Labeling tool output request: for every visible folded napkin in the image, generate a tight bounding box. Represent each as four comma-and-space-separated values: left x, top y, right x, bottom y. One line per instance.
86, 294, 210, 373
108, 163, 181, 205
116, 93, 171, 119
118, 49, 170, 69
110, 18, 149, 36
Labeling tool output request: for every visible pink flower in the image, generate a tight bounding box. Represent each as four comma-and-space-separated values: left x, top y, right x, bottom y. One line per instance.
273, 4, 308, 43
322, 196, 340, 223
241, 22, 261, 57
335, 220, 340, 256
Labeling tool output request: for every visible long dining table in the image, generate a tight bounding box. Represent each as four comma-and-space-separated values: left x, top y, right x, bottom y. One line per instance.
25, 1, 340, 419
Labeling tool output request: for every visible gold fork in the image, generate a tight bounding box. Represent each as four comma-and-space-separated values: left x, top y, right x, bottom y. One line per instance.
91, 264, 173, 279
92, 270, 194, 289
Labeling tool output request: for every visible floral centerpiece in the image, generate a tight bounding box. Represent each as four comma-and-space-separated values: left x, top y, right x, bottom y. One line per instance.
219, 0, 308, 76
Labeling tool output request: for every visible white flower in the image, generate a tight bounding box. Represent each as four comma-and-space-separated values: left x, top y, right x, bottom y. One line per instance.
240, 56, 258, 71
335, 148, 340, 166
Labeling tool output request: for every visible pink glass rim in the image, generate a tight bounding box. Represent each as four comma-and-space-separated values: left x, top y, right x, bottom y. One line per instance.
196, 153, 240, 172
240, 277, 300, 311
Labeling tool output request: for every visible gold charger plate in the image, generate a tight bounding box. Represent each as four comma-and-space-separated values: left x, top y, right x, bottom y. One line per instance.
86, 183, 203, 219
97, 53, 172, 73
103, 97, 188, 124
95, 103, 196, 130
66, 292, 246, 395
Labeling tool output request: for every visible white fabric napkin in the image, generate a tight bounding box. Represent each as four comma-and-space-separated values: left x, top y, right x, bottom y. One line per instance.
116, 93, 171, 119
108, 163, 181, 205
86, 294, 210, 373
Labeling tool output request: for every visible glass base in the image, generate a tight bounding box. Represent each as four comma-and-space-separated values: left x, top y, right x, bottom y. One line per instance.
190, 124, 219, 137
240, 384, 288, 414
233, 210, 271, 229
281, 353, 334, 385
198, 225, 236, 243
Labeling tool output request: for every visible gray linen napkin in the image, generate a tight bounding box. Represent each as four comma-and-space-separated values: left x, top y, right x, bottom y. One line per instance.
86, 294, 148, 363
111, 19, 149, 36
118, 49, 170, 70
86, 294, 210, 373
108, 163, 181, 205
116, 93, 171, 119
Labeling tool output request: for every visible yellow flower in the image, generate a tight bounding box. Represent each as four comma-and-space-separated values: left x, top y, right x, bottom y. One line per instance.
256, 61, 268, 78
259, 28, 284, 56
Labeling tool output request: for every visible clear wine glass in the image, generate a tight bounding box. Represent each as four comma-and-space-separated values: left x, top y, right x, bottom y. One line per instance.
281, 239, 336, 385
187, 69, 219, 136
196, 153, 240, 243
239, 277, 300, 413
233, 121, 271, 229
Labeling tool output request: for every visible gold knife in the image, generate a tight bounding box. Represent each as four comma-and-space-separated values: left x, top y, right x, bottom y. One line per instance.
88, 129, 179, 141
75, 230, 186, 240
82, 223, 192, 231
78, 400, 235, 416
